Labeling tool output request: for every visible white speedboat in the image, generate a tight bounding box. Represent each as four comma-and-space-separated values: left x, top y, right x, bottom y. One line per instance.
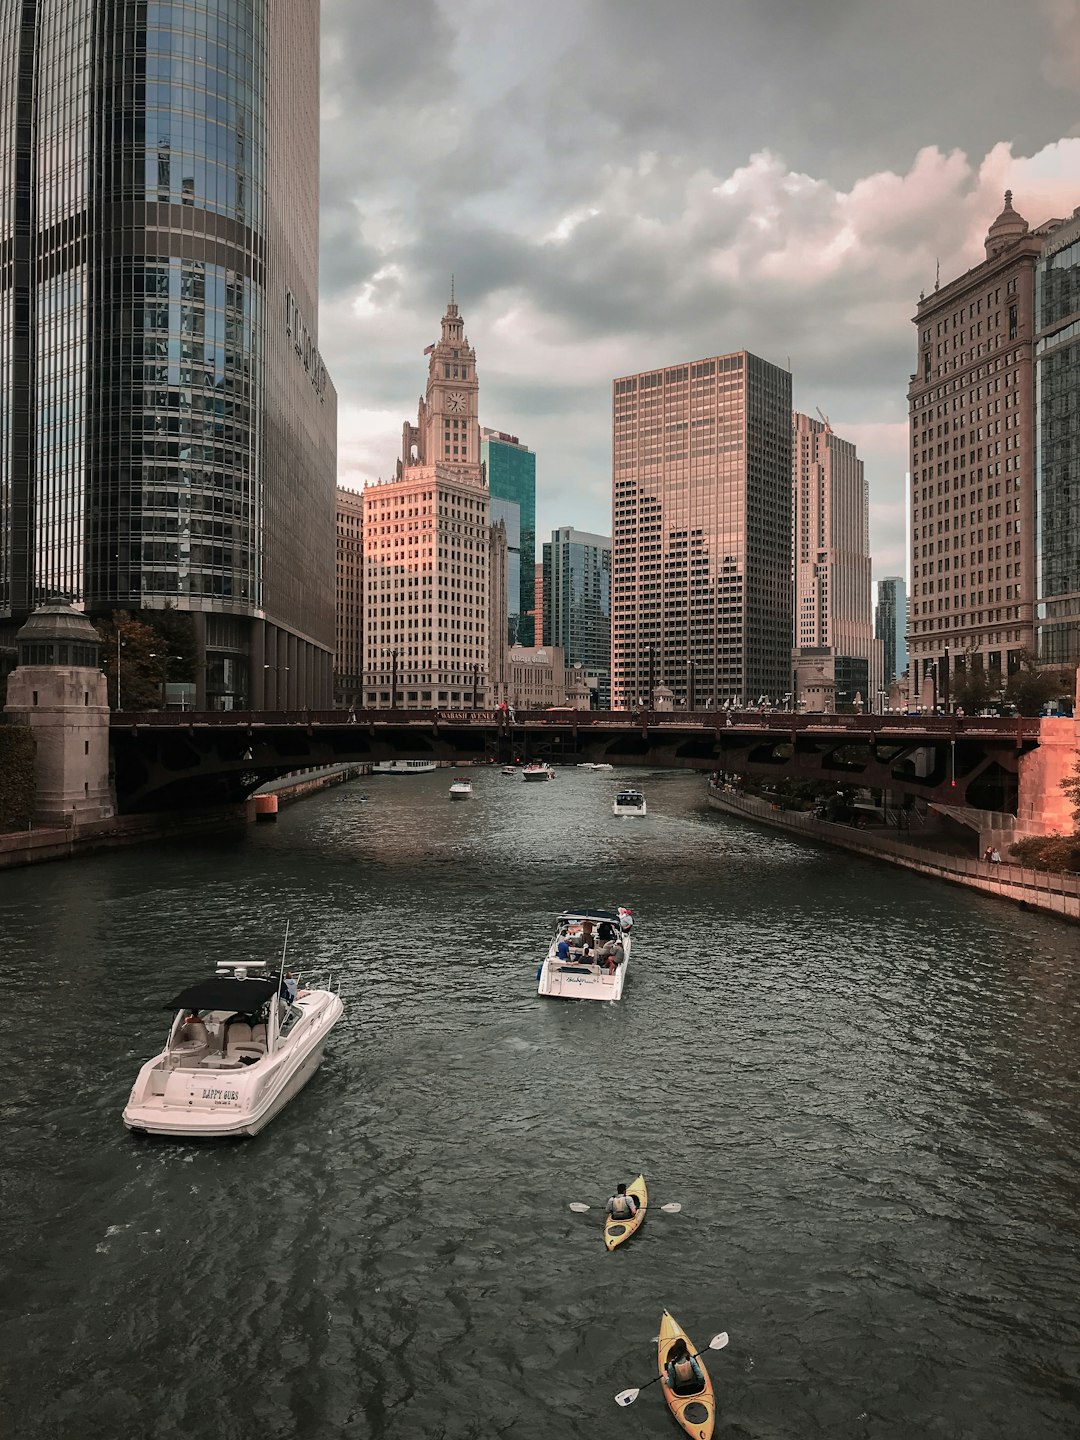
522, 762, 555, 781
123, 959, 343, 1139
373, 760, 437, 774
613, 788, 647, 817
577, 762, 614, 771
501, 765, 518, 776
536, 906, 633, 1002
449, 777, 473, 799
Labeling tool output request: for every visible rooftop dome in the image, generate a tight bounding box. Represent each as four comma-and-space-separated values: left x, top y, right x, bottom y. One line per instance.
985, 190, 1029, 258
14, 599, 101, 666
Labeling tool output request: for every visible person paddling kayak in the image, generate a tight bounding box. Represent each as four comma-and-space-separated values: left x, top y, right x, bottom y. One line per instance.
663, 1336, 706, 1396
605, 1182, 639, 1220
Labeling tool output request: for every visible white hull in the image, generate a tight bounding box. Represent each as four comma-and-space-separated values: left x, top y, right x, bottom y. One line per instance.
449, 787, 472, 800
522, 766, 555, 782
374, 760, 437, 775
537, 955, 628, 1001
123, 991, 344, 1139
613, 802, 647, 816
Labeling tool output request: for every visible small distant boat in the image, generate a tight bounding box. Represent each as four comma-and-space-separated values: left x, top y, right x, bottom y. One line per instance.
522, 762, 555, 782
613, 788, 647, 817
373, 760, 437, 775
122, 947, 343, 1139
605, 1174, 648, 1251
577, 762, 614, 771
536, 905, 633, 1002
501, 765, 518, 776
449, 777, 473, 799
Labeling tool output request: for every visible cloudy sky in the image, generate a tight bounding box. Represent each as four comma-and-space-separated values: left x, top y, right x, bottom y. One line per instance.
318, 0, 1080, 579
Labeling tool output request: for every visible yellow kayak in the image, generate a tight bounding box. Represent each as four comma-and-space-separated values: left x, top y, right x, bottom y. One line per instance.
658, 1310, 715, 1440
604, 1173, 648, 1251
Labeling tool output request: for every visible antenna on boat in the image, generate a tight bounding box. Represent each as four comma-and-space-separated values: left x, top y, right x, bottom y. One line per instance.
277, 920, 291, 992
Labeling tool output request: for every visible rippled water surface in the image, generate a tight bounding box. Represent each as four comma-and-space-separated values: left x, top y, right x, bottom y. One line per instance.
2, 767, 1079, 1439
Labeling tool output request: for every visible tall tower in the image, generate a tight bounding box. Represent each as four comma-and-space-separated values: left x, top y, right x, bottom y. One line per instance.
875, 577, 908, 687
0, 1, 337, 710
481, 428, 536, 645
611, 352, 792, 710
363, 299, 489, 709
1035, 206, 1080, 666
908, 193, 1063, 704
545, 527, 612, 707
792, 412, 879, 710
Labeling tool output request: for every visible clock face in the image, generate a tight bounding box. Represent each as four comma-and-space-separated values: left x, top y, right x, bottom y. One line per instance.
446, 391, 466, 413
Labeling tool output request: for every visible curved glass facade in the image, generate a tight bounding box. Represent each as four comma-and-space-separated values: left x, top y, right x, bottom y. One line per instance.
0, 1, 336, 708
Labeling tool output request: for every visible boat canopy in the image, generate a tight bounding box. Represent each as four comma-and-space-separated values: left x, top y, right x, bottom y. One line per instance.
164, 976, 280, 1014
616, 790, 644, 801
558, 906, 622, 924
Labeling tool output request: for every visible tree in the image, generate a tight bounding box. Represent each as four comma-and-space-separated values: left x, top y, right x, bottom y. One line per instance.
95, 611, 170, 710
950, 648, 1001, 714
1003, 650, 1071, 717
1062, 757, 1080, 832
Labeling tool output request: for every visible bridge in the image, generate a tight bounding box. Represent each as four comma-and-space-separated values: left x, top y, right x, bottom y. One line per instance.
109, 708, 1077, 838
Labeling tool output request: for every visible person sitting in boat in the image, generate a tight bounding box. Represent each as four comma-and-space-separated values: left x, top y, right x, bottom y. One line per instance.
597, 920, 616, 944
556, 937, 571, 961
663, 1337, 706, 1396
605, 1183, 638, 1221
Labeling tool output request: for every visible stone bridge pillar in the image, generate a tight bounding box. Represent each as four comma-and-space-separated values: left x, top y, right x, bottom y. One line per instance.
1014, 717, 1077, 838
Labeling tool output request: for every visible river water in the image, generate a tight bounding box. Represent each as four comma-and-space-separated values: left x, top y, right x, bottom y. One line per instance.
1, 766, 1079, 1440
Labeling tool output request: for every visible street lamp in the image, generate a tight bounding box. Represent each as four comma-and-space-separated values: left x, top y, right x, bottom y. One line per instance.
264, 663, 290, 709
942, 644, 951, 714
115, 631, 125, 710
647, 644, 656, 711
687, 660, 696, 713
924, 659, 938, 714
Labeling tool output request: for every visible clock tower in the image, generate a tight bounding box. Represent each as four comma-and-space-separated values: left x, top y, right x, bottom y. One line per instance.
400, 297, 485, 487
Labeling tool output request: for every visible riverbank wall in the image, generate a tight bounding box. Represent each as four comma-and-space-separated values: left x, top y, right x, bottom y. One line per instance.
707, 785, 1080, 924
0, 764, 372, 869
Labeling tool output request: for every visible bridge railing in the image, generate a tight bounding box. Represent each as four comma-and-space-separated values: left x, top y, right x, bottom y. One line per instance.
109, 707, 1043, 740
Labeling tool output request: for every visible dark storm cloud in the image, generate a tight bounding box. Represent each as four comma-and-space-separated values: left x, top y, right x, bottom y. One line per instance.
318, 0, 1080, 574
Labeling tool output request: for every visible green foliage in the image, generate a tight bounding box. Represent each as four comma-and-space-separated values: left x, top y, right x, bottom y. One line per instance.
1003, 649, 1071, 717
94, 607, 198, 710
0, 726, 36, 831
1008, 833, 1080, 874
1063, 757, 1080, 830
950, 663, 1001, 713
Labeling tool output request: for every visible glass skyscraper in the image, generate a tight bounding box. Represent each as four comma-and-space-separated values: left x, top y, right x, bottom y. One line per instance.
0, 1, 337, 708
481, 427, 535, 646
543, 527, 611, 708
1036, 208, 1080, 666
874, 576, 908, 686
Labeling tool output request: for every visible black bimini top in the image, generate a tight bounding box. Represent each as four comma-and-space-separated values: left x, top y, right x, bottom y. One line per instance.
165, 976, 280, 1014
559, 906, 622, 924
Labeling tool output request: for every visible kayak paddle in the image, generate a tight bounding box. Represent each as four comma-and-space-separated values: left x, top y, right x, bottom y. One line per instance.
614, 1332, 729, 1407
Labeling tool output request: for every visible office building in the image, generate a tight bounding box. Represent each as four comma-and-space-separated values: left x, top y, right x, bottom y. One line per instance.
481, 428, 536, 646
611, 352, 793, 710
488, 518, 509, 703
544, 527, 611, 707
875, 576, 908, 687
1035, 206, 1080, 666
533, 562, 545, 646
0, 1, 338, 708
362, 299, 489, 708
505, 644, 568, 709
792, 413, 879, 710
908, 192, 1064, 704
335, 487, 364, 707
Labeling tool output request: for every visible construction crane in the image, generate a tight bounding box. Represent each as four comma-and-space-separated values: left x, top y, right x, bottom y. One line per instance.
815, 406, 832, 432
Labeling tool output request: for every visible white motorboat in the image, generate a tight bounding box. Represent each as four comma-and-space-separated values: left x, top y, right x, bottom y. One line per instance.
613, 788, 647, 817
123, 956, 343, 1139
373, 760, 437, 774
501, 765, 518, 776
449, 777, 473, 799
522, 762, 555, 781
577, 762, 614, 771
536, 905, 633, 1002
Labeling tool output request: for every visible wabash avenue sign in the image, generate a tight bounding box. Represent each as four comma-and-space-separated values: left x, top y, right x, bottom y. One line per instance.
284, 289, 328, 403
